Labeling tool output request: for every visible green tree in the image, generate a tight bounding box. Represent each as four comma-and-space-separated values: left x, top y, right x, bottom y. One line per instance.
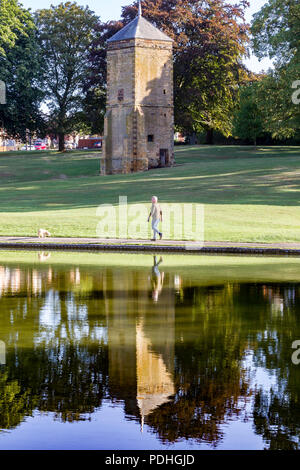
252, 0, 299, 66
0, 0, 33, 55
254, 69, 300, 140
233, 84, 264, 146
35, 2, 99, 151
85, 20, 124, 137
0, 14, 45, 141
251, 0, 300, 138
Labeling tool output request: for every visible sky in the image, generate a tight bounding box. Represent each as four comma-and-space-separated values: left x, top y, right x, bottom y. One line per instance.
19, 0, 273, 73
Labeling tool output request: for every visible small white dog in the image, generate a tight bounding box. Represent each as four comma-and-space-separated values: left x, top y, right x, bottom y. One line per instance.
38, 229, 51, 238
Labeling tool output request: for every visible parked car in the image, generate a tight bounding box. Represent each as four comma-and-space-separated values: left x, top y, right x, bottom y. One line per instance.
78, 138, 103, 149
21, 145, 35, 151
35, 142, 47, 150
65, 142, 75, 149
93, 141, 102, 149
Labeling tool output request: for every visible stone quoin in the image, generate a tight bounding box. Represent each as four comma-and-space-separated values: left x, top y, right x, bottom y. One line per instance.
101, 2, 174, 175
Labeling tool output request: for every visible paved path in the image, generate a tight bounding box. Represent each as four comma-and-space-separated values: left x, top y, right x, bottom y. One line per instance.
0, 236, 300, 255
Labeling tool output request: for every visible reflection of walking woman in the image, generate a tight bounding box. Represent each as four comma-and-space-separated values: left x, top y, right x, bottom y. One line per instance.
151, 256, 164, 302
148, 196, 163, 241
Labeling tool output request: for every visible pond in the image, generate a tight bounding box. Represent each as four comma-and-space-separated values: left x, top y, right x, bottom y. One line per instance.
0, 250, 299, 450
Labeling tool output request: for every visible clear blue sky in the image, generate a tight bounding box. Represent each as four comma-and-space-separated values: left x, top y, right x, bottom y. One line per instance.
20, 0, 273, 72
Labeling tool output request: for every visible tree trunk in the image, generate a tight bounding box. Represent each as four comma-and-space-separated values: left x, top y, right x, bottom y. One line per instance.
205, 128, 214, 145
58, 132, 65, 152
189, 132, 197, 145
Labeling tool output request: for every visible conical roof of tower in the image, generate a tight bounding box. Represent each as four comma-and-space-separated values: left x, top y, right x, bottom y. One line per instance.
107, 9, 172, 43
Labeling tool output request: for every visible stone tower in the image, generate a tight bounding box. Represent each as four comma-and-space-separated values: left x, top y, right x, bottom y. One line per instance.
101, 2, 174, 175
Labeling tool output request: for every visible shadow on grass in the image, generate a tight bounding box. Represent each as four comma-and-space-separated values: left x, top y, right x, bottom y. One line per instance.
0, 146, 300, 212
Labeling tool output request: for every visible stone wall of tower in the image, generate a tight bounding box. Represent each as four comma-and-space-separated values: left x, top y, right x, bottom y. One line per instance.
135, 39, 174, 170
101, 38, 174, 175
101, 39, 135, 175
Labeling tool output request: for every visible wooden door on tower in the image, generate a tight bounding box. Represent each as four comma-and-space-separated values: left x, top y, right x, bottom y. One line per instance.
159, 149, 169, 167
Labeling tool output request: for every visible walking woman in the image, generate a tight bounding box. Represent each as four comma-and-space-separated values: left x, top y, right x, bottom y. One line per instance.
148, 196, 163, 241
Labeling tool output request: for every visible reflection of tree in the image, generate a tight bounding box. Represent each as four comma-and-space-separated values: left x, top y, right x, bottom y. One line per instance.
5, 344, 109, 424
253, 388, 300, 450
0, 371, 38, 430
146, 283, 300, 448
147, 284, 251, 445
249, 284, 300, 450
0, 264, 109, 425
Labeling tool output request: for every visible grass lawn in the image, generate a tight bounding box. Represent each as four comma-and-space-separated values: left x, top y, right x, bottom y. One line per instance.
0, 145, 300, 242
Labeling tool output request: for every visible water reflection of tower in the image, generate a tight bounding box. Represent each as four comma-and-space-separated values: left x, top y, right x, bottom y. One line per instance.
106, 268, 138, 416
136, 318, 174, 432
106, 262, 175, 427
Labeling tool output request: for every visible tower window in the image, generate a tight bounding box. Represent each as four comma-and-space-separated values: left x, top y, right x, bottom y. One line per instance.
148, 135, 154, 142
118, 89, 124, 101
163, 89, 166, 94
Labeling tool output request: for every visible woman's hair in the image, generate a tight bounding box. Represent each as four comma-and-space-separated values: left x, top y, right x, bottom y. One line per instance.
152, 196, 158, 203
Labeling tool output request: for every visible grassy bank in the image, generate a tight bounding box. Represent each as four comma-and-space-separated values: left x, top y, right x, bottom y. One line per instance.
0, 146, 299, 242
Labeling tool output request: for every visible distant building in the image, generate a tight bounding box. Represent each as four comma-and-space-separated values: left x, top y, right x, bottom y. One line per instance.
77, 137, 103, 150
174, 132, 186, 143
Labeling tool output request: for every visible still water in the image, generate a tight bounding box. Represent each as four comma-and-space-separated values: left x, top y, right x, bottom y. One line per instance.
0, 251, 300, 450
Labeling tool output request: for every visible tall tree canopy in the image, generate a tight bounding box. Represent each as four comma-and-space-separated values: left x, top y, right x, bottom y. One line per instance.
233, 82, 264, 145
0, 4, 44, 140
88, 0, 250, 142
252, 0, 299, 66
251, 0, 300, 138
0, 0, 33, 55
36, 2, 99, 151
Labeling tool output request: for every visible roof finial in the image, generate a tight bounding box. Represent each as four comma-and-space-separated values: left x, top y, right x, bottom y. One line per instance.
138, 1, 142, 17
